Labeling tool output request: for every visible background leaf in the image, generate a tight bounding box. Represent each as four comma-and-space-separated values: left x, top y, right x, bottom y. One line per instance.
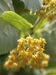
0, 54, 8, 75
0, 17, 19, 55
4, 0, 14, 10
42, 20, 56, 68
0, 0, 14, 15
46, 69, 56, 75
21, 0, 43, 11
12, 0, 26, 14
21, 13, 37, 25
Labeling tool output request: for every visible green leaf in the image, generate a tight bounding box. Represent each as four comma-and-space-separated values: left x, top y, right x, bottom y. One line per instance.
0, 17, 19, 55
12, 0, 25, 14
46, 69, 56, 75
21, 13, 37, 24
1, 11, 33, 33
0, 0, 13, 15
0, 54, 8, 74
4, 0, 14, 10
21, 0, 43, 11
42, 20, 56, 68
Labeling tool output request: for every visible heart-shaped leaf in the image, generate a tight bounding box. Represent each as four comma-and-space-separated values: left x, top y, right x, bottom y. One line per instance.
0, 17, 19, 55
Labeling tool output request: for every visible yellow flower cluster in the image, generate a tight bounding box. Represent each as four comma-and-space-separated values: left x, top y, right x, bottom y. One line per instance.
42, 0, 56, 11
4, 36, 50, 70
43, 0, 56, 4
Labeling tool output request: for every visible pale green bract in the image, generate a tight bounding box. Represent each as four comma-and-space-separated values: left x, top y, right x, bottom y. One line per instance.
1, 11, 33, 31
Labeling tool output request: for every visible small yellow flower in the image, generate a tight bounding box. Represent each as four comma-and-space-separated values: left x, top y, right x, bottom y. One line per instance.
42, 60, 48, 67
43, 53, 50, 60
4, 60, 13, 69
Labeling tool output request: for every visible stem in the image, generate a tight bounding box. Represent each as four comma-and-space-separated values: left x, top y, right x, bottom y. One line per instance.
33, 6, 56, 33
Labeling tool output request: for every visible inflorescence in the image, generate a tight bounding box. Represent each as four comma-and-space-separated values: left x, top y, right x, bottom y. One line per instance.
4, 36, 50, 70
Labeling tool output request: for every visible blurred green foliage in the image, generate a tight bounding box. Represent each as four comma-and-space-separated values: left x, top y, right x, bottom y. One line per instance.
0, 17, 19, 55
0, 0, 56, 75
